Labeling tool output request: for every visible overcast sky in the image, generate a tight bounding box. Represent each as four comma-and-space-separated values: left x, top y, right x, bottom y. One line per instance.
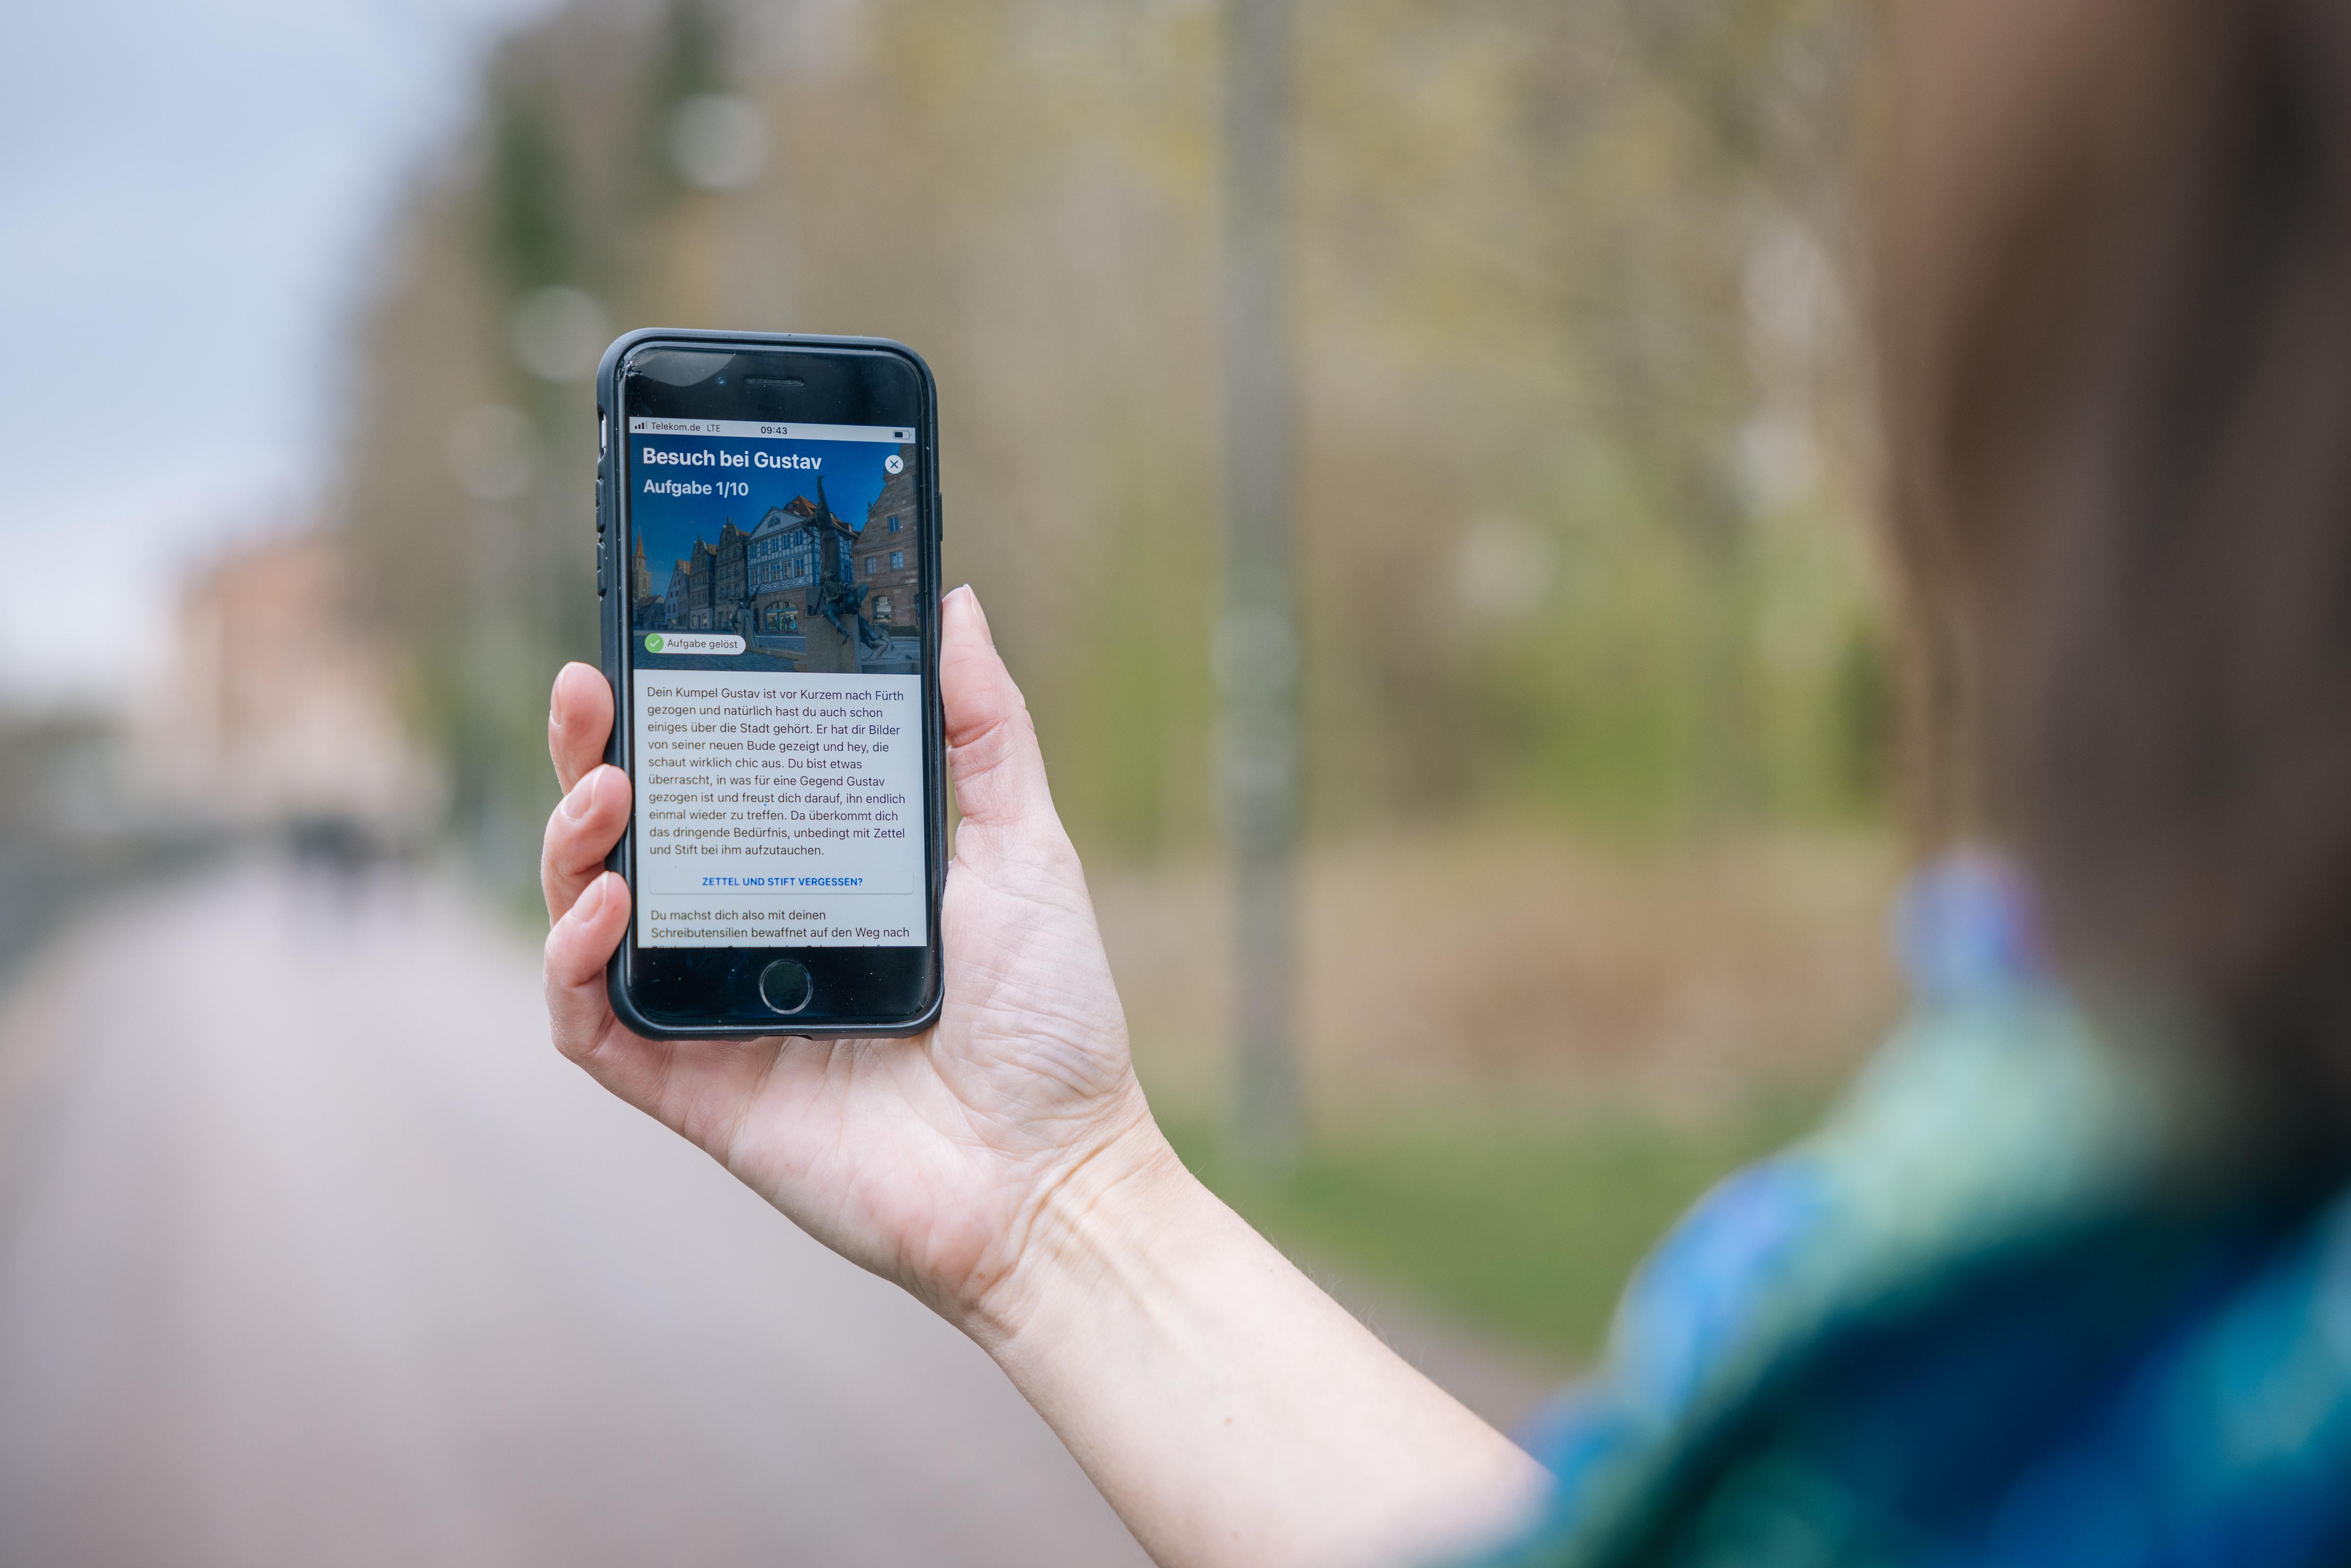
0, 0, 555, 709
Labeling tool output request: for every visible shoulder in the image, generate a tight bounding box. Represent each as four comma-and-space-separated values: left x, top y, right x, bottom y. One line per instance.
1475, 854, 2171, 1565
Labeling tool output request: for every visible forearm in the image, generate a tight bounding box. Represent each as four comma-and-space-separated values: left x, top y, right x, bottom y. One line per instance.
969, 1128, 1552, 1568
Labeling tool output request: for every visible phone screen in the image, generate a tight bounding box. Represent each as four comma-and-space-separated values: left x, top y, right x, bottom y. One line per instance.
610, 342, 938, 1031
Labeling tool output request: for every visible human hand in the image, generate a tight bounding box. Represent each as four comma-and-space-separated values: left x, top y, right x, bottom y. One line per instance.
541, 586, 1172, 1334
546, 589, 1546, 1567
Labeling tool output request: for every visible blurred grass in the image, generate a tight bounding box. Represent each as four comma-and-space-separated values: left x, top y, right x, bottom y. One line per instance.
1162, 1096, 1822, 1363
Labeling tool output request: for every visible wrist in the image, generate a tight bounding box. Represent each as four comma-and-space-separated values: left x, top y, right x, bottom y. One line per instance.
955, 1110, 1552, 1568
961, 1101, 1209, 1360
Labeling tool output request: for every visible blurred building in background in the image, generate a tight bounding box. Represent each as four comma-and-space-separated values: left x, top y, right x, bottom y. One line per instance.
0, 710, 148, 980
132, 531, 442, 847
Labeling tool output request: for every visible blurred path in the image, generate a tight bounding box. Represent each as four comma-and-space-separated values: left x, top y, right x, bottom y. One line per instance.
0, 861, 1153, 1568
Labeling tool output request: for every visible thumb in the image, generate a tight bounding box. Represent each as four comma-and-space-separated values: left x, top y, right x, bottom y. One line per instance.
939, 585, 1063, 845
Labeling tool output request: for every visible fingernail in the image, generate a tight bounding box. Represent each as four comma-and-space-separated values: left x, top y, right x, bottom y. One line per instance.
950, 585, 995, 645
560, 768, 600, 820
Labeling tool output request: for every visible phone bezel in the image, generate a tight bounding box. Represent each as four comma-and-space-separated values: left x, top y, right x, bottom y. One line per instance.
595, 327, 946, 1040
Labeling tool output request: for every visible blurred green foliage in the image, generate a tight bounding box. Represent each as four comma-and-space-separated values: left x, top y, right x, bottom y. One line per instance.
1168, 1096, 1820, 1360
338, 0, 1886, 889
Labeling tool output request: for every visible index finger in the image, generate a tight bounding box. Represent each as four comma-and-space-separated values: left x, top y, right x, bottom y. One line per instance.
549, 662, 614, 795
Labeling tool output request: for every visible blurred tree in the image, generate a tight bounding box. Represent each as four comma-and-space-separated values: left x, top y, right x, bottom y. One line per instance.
490, 90, 574, 288
336, 0, 1885, 897
1292, 0, 1879, 831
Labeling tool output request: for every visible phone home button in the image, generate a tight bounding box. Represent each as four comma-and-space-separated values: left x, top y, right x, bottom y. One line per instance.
758, 959, 813, 1015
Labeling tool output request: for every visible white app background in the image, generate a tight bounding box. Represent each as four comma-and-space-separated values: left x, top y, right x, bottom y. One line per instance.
632, 670, 924, 948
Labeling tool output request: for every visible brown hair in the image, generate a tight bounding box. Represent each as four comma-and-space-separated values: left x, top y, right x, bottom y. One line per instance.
1881, 0, 2351, 1124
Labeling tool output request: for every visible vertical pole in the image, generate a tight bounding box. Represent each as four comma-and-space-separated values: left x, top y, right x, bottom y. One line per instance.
1219, 0, 1301, 1163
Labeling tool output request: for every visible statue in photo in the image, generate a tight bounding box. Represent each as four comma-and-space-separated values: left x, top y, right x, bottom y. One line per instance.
751, 478, 886, 673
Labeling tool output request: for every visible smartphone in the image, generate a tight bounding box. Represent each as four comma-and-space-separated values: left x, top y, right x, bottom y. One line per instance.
594, 329, 945, 1038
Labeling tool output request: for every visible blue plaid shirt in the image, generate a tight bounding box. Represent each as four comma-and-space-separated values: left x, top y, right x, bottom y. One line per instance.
1467, 855, 2351, 1568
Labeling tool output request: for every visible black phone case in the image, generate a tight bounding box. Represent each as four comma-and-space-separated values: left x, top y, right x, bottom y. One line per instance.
594, 327, 948, 1039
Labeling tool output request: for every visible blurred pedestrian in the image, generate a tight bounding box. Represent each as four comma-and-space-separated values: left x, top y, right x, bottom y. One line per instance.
537, 0, 2351, 1562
